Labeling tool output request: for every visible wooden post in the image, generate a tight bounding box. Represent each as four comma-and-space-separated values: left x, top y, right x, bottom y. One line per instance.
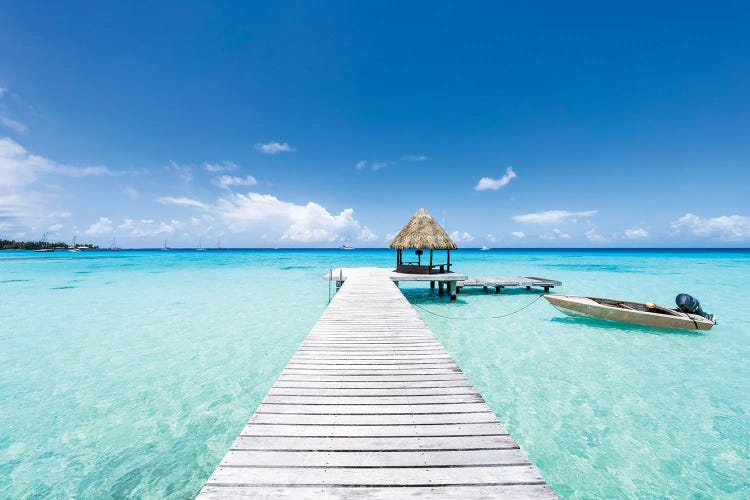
447, 250, 451, 271
438, 281, 444, 295
526, 285, 531, 290
429, 249, 433, 270
430, 281, 435, 289
483, 286, 488, 293
449, 280, 457, 301
495, 286, 502, 294
417, 250, 421, 266
544, 286, 550, 293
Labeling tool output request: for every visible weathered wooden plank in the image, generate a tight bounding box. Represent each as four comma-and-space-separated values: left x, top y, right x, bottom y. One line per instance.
255, 402, 492, 414
199, 485, 557, 499
249, 412, 498, 425
220, 448, 528, 467
238, 422, 507, 437
229, 435, 519, 451
206, 464, 545, 486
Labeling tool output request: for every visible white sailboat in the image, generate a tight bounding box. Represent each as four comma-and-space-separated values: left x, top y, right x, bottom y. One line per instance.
33, 233, 55, 252
161, 239, 172, 251
109, 237, 121, 251
68, 235, 81, 252
196, 238, 206, 251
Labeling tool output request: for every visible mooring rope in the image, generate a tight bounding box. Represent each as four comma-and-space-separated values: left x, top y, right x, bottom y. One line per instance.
411, 293, 546, 320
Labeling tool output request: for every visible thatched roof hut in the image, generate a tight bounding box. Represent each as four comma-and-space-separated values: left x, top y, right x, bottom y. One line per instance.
389, 208, 457, 250
389, 208, 456, 274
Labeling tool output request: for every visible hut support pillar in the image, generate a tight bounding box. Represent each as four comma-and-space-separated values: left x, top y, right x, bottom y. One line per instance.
438, 281, 444, 295
430, 281, 435, 289
449, 281, 457, 301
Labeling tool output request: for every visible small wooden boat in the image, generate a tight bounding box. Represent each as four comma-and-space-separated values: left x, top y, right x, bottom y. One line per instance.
544, 294, 715, 331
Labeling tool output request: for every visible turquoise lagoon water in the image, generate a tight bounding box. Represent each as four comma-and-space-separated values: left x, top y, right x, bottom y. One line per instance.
1, 249, 749, 498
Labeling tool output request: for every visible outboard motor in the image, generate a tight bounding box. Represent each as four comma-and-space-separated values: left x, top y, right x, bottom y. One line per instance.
675, 293, 713, 321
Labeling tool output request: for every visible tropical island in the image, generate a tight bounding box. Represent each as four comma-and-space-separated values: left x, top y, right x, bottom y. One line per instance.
0, 238, 99, 251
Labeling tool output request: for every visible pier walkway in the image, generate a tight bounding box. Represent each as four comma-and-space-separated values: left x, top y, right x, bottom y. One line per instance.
198, 268, 555, 499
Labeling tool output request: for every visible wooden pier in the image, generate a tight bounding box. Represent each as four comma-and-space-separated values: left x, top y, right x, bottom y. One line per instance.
199, 268, 555, 499
458, 277, 562, 294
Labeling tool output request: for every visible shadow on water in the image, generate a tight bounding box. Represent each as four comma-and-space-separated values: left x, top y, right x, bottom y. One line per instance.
550, 316, 706, 336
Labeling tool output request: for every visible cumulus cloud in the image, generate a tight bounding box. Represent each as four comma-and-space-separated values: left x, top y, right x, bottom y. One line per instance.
0, 137, 117, 228
513, 209, 597, 224
475, 167, 517, 191
486, 233, 497, 243
256, 142, 293, 154
119, 218, 181, 237
160, 191, 376, 244
511, 231, 525, 239
403, 155, 428, 162
203, 161, 237, 172
540, 228, 571, 240
450, 230, 475, 243
355, 160, 368, 170
85, 217, 114, 235
624, 228, 649, 239
671, 213, 750, 241
213, 175, 258, 190
585, 225, 608, 242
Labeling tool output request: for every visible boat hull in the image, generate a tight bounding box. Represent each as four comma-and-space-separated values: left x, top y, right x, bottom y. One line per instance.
545, 294, 714, 331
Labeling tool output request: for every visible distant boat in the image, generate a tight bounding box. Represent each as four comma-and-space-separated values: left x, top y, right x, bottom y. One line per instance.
33, 233, 55, 252
109, 237, 121, 251
339, 244, 355, 250
68, 235, 81, 252
161, 239, 172, 251
480, 246, 490, 251
544, 294, 715, 331
217, 238, 225, 250
196, 238, 206, 251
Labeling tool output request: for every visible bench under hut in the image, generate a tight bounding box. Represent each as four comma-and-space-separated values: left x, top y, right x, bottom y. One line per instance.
389, 208, 458, 274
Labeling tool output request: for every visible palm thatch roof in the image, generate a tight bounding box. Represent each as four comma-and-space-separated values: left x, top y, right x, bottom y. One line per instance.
389, 208, 457, 250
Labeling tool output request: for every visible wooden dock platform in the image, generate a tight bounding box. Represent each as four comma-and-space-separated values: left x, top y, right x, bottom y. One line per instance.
199, 268, 555, 499
458, 276, 562, 293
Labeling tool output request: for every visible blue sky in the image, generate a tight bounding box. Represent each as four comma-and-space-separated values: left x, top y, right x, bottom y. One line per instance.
1, 1, 748, 247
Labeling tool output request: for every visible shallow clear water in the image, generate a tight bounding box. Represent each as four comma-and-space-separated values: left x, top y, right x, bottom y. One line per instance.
1, 249, 748, 498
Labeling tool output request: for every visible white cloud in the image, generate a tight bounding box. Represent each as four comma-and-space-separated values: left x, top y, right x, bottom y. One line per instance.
356, 160, 368, 170
217, 193, 375, 243
403, 155, 428, 162
48, 223, 64, 233
166, 161, 192, 182
85, 217, 114, 235
203, 161, 237, 172
585, 225, 608, 242
156, 196, 209, 209
475, 167, 517, 191
161, 192, 375, 244
123, 185, 139, 199
450, 230, 475, 243
256, 142, 293, 154
213, 175, 258, 190
486, 233, 497, 243
371, 161, 389, 171
119, 218, 180, 237
540, 228, 571, 240
513, 209, 597, 224
671, 213, 750, 241
0, 137, 116, 228
624, 228, 649, 239
512, 231, 525, 239
0, 116, 27, 134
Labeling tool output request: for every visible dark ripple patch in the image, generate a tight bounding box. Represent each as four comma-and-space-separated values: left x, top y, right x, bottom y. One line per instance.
0, 279, 30, 283
50, 285, 78, 290
280, 265, 312, 270
74, 271, 92, 275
